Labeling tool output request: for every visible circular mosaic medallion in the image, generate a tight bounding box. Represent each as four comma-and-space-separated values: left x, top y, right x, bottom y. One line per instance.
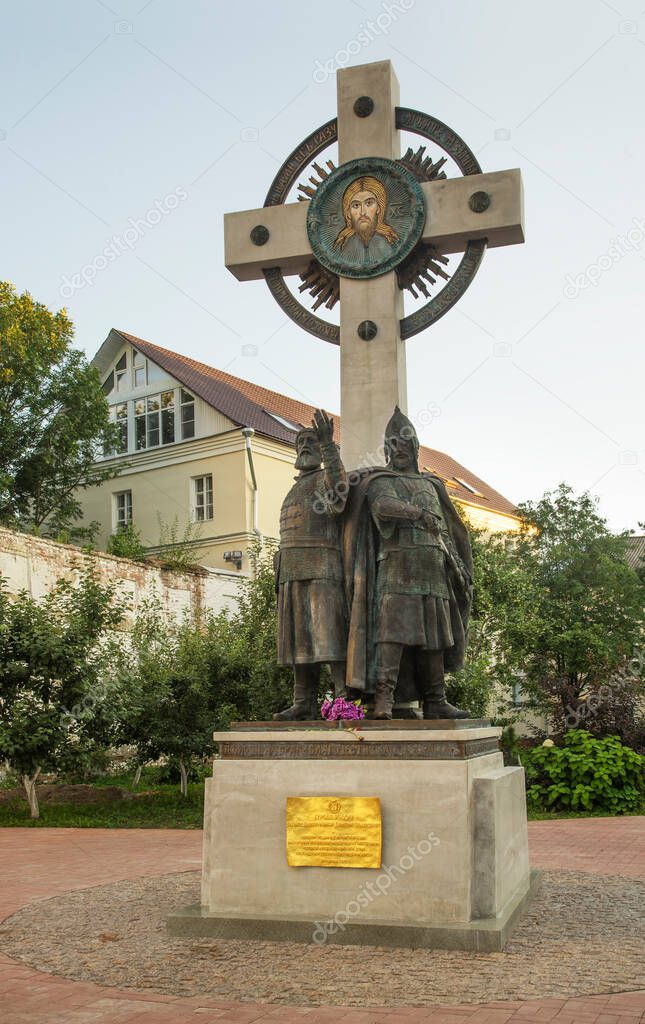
306, 156, 425, 280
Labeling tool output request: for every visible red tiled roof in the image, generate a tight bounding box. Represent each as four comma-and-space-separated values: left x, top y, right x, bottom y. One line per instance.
113, 329, 518, 520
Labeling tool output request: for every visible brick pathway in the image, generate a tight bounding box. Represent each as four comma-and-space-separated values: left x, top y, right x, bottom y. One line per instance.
0, 820, 643, 1023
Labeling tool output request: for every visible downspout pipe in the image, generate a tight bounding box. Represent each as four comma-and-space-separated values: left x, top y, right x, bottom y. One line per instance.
241, 427, 261, 538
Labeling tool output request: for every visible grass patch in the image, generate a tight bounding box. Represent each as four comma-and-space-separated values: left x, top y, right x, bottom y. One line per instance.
1, 767, 641, 829
527, 804, 644, 821
0, 768, 204, 828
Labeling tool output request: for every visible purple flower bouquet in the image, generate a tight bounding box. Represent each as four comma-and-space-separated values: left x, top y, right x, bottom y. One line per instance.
320, 697, 365, 721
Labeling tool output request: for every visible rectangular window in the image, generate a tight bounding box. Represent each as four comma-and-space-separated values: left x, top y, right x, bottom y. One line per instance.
115, 352, 128, 393
134, 399, 146, 450
146, 394, 160, 448
124, 390, 179, 452
133, 349, 147, 388
512, 679, 527, 706
181, 389, 195, 439
114, 490, 132, 530
115, 402, 128, 453
161, 390, 175, 444
192, 475, 213, 522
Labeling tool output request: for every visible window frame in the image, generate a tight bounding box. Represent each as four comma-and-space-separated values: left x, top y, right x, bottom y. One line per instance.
181, 390, 195, 440
191, 474, 213, 522
132, 349, 147, 389
107, 385, 195, 455
113, 489, 133, 531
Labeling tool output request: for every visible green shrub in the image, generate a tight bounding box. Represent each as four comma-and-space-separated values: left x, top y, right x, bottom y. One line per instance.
524, 729, 644, 814
107, 525, 146, 560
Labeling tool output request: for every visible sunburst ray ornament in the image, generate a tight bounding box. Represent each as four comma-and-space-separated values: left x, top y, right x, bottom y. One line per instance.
396, 243, 451, 299
298, 259, 340, 311
297, 160, 337, 201
398, 145, 448, 182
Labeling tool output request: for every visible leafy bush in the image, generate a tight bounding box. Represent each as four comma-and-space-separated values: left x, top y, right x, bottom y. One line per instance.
155, 514, 203, 570
524, 729, 644, 814
107, 525, 146, 560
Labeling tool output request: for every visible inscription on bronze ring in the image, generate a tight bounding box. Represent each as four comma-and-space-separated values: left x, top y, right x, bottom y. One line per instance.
218, 738, 499, 760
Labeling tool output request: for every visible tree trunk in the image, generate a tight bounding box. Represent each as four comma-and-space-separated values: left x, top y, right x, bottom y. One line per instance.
22, 768, 41, 819
179, 756, 188, 798
133, 765, 142, 787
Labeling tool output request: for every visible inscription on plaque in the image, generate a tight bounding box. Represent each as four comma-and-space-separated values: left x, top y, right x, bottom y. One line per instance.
286, 796, 381, 868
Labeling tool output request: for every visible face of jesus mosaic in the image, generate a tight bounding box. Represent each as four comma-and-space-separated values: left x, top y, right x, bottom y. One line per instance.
333, 175, 399, 254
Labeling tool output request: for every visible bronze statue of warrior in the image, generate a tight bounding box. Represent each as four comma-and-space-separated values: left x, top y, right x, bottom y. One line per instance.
273, 409, 349, 721
343, 406, 473, 720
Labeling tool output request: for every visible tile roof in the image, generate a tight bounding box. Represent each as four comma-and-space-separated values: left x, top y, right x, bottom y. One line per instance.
112, 329, 519, 520
625, 535, 645, 572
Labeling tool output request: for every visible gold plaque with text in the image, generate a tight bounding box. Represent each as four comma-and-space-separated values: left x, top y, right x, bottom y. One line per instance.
286, 796, 382, 868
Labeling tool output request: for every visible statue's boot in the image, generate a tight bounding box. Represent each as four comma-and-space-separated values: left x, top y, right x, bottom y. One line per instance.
371, 678, 396, 720
273, 672, 318, 721
420, 655, 469, 720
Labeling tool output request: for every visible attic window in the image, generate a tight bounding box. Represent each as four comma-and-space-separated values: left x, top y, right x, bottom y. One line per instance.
454, 477, 484, 497
101, 371, 114, 396
181, 390, 195, 439
266, 412, 301, 432
133, 349, 147, 388
115, 352, 128, 393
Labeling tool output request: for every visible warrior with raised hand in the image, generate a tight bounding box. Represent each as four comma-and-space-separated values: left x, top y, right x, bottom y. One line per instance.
273, 409, 348, 721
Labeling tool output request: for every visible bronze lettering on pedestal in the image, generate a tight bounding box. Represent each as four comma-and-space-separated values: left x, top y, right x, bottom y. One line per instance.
286, 796, 381, 868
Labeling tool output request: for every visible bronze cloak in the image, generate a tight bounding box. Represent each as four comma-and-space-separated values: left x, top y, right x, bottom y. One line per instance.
342, 469, 473, 693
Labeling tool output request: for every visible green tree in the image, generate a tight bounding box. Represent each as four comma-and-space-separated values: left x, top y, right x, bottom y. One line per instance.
447, 523, 536, 718
115, 601, 241, 795
223, 541, 293, 720
114, 543, 292, 792
0, 567, 123, 817
0, 281, 120, 536
510, 484, 644, 738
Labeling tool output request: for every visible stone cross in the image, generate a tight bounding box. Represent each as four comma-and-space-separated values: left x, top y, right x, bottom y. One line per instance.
224, 61, 524, 469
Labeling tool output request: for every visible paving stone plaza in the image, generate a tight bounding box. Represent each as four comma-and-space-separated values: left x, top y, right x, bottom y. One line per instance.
0, 820, 643, 1022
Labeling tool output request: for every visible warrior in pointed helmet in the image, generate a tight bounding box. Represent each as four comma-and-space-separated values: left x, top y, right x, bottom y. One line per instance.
342, 407, 473, 720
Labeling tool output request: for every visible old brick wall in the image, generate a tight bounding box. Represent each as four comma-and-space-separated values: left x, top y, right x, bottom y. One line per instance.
0, 527, 242, 627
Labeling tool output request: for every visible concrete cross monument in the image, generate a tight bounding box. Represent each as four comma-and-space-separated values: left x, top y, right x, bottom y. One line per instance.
177, 59, 534, 952
224, 59, 524, 468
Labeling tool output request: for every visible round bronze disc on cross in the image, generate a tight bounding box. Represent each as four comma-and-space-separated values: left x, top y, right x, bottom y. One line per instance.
306, 157, 426, 281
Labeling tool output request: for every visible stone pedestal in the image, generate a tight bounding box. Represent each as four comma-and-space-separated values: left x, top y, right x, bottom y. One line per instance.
168, 721, 536, 951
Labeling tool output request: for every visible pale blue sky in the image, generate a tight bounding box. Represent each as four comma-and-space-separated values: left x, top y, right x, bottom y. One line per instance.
2, 0, 644, 530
